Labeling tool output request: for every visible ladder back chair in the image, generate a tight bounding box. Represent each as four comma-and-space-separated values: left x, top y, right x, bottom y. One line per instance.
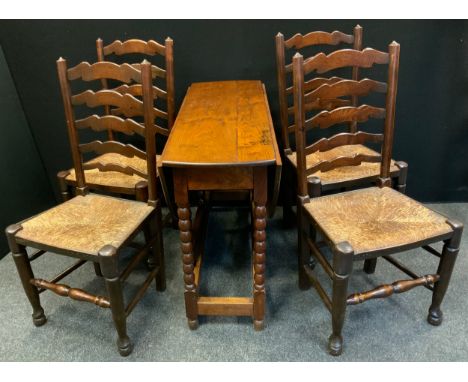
292, 42, 463, 356
5, 59, 165, 356
57, 38, 177, 225
276, 26, 407, 225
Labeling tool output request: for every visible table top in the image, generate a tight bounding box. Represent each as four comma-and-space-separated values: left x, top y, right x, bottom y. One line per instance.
161, 80, 280, 168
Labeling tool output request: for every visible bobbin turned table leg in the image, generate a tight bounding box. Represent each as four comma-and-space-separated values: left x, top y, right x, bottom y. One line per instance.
253, 168, 267, 331
174, 169, 199, 330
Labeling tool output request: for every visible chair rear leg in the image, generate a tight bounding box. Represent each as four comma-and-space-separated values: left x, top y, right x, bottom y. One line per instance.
282, 162, 295, 227
297, 203, 311, 290
6, 224, 46, 326
148, 201, 166, 291
57, 171, 71, 202
99, 245, 133, 357
428, 220, 463, 326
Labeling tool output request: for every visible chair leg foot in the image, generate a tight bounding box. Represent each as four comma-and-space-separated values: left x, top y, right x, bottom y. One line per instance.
427, 307, 443, 326
117, 336, 134, 357
328, 334, 343, 356
363, 258, 377, 274
32, 309, 47, 327
253, 319, 264, 331
188, 318, 199, 330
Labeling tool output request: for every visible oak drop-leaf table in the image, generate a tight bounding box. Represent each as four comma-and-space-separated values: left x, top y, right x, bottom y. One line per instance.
160, 80, 281, 330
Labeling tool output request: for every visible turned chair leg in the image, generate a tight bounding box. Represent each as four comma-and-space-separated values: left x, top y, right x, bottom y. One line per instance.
98, 245, 133, 357
363, 258, 377, 274
329, 242, 353, 356
6, 224, 47, 327
395, 161, 408, 194
148, 201, 166, 291
57, 171, 71, 202
93, 263, 103, 277
428, 220, 463, 326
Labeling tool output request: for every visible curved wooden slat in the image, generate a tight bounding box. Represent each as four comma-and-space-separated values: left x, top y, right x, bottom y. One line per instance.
83, 161, 148, 179
287, 98, 351, 115
305, 153, 382, 175
67, 61, 142, 83
103, 39, 166, 57
306, 105, 386, 130
284, 30, 354, 50
132, 63, 166, 79
79, 140, 147, 160
305, 131, 384, 155
71, 90, 144, 117
113, 83, 167, 99
346, 274, 439, 305
110, 104, 168, 120
305, 78, 388, 103
286, 48, 389, 74
286, 76, 346, 95
75, 114, 145, 136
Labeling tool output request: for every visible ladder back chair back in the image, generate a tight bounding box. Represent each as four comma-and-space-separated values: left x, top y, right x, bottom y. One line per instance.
5, 59, 166, 357
276, 25, 362, 152
292, 42, 463, 356
96, 38, 175, 133
57, 38, 178, 227
293, 44, 399, 195
57, 59, 160, 203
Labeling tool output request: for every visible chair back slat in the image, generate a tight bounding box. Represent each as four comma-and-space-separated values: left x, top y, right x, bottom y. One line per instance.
305, 105, 386, 130
285, 76, 346, 95
287, 98, 351, 115
67, 61, 143, 83
79, 140, 146, 160
304, 131, 384, 156
113, 83, 167, 99
304, 78, 387, 103
82, 161, 148, 179
300, 48, 389, 75
98, 37, 175, 130
276, 25, 362, 151
103, 39, 166, 56
284, 30, 354, 50
71, 89, 144, 117
132, 63, 165, 79
75, 114, 145, 137
305, 153, 382, 176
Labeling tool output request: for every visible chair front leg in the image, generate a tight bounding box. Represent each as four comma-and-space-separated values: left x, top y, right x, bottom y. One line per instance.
428, 220, 463, 326
329, 242, 353, 356
98, 245, 133, 357
6, 224, 47, 327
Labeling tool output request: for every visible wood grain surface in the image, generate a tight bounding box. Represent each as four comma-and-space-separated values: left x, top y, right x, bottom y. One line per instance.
161, 81, 278, 167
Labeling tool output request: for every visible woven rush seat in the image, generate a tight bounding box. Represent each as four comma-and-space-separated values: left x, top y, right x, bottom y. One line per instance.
286, 144, 400, 185
65, 153, 160, 190
16, 193, 154, 255
304, 186, 452, 255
